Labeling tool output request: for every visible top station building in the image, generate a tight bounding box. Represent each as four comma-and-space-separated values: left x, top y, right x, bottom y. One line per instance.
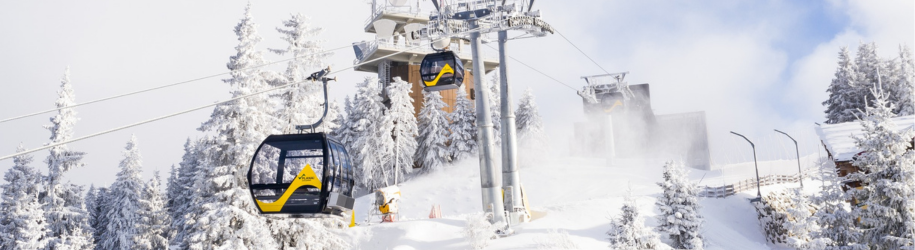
352, 0, 500, 115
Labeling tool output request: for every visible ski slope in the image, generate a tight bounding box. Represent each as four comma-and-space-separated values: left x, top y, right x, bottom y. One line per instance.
344, 156, 814, 249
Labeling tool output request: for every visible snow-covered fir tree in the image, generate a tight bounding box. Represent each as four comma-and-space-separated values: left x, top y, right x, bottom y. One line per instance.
415, 90, 451, 172
824, 46, 863, 124
846, 89, 915, 249
84, 185, 98, 243
892, 44, 914, 116
0, 145, 49, 250
785, 188, 815, 249
448, 85, 477, 162
91, 187, 110, 249
516, 88, 548, 167
134, 172, 169, 250
606, 195, 663, 250
184, 4, 278, 249
266, 218, 349, 250
350, 77, 392, 190
270, 13, 330, 134
99, 136, 147, 250
168, 139, 201, 247
320, 99, 343, 134
164, 165, 179, 240
655, 161, 704, 249
855, 42, 891, 108
385, 77, 418, 184
331, 97, 355, 144
42, 67, 94, 250
809, 158, 864, 250
487, 73, 502, 146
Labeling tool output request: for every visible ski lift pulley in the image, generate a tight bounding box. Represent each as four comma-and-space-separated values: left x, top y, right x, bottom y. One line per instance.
420, 51, 465, 91
247, 67, 355, 217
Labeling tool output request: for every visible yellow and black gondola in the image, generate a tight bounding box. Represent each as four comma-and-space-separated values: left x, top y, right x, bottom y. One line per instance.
420, 51, 465, 91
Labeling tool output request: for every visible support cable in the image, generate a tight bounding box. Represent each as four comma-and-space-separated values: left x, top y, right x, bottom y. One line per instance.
0, 43, 358, 124
553, 27, 611, 75
483, 44, 577, 91
0, 26, 485, 161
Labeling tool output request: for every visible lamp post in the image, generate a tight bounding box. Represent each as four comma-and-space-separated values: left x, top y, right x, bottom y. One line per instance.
774, 129, 803, 188
730, 131, 762, 202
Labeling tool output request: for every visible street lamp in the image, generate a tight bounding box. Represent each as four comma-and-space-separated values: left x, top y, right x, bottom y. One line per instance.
730, 131, 762, 202
774, 129, 803, 188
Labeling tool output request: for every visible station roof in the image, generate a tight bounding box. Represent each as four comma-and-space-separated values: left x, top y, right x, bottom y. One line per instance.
815, 115, 915, 161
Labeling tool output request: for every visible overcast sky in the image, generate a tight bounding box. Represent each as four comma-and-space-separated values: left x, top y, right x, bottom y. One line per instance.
0, 0, 912, 187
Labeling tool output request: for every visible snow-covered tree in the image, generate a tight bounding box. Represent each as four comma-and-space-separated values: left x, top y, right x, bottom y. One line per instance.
824, 46, 863, 124
331, 97, 354, 143
43, 67, 94, 250
350, 77, 392, 190
448, 85, 477, 162
99, 136, 147, 250
891, 44, 914, 116
415, 90, 451, 172
91, 187, 110, 249
0, 145, 49, 250
183, 4, 278, 249
785, 188, 815, 249
809, 158, 865, 250
320, 99, 343, 134
606, 195, 663, 250
384, 77, 417, 184
847, 89, 915, 249
855, 42, 893, 108
134, 172, 169, 250
516, 88, 548, 167
270, 13, 330, 134
655, 161, 704, 249
168, 139, 201, 247
462, 212, 501, 250
84, 185, 98, 244
266, 218, 349, 250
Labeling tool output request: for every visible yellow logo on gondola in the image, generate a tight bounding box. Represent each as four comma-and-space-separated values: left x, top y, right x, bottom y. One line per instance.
423, 63, 454, 87
603, 100, 623, 113
256, 164, 322, 212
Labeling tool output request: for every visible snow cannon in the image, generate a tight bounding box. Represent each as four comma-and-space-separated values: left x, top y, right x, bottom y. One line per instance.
375, 185, 401, 222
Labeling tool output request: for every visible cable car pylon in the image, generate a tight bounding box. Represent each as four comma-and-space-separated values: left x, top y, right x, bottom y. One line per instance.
418, 0, 555, 234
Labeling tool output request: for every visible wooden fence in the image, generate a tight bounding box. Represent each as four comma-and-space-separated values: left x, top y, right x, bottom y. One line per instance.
698, 170, 811, 198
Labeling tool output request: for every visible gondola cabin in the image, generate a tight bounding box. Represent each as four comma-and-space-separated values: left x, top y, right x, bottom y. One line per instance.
420, 51, 465, 91
247, 133, 355, 216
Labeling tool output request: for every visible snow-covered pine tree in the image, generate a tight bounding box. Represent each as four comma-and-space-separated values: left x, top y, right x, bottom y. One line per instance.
184, 4, 278, 249
516, 88, 548, 167
92, 187, 110, 248
846, 89, 915, 249
415, 90, 451, 172
164, 165, 178, 239
448, 85, 477, 162
0, 145, 49, 250
320, 99, 343, 134
271, 13, 330, 134
655, 161, 704, 249
169, 139, 200, 247
266, 218, 349, 250
350, 77, 392, 190
331, 97, 354, 144
134, 171, 169, 250
84, 185, 98, 240
487, 72, 502, 146
99, 136, 147, 250
606, 195, 663, 250
892, 44, 914, 116
43, 67, 94, 250
809, 158, 864, 250
855, 42, 891, 108
385, 77, 418, 184
785, 188, 815, 249
824, 46, 863, 124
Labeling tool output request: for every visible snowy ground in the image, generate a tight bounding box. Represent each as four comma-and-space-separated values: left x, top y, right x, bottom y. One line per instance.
343, 155, 818, 249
